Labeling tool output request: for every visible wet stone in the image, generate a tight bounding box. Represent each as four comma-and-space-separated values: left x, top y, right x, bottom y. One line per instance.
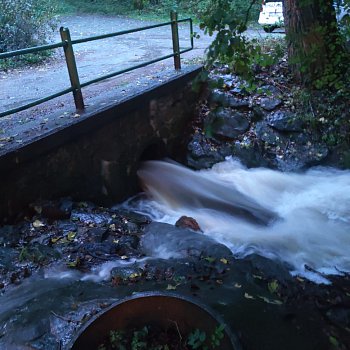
267, 111, 303, 132
87, 227, 109, 243
255, 121, 287, 146
175, 216, 202, 232
211, 108, 250, 140
71, 211, 112, 225
0, 247, 17, 271
117, 234, 140, 250
260, 84, 282, 96
57, 221, 78, 234
118, 210, 150, 225
260, 97, 282, 111
0, 225, 22, 247
233, 141, 271, 168
326, 307, 350, 329
187, 133, 225, 169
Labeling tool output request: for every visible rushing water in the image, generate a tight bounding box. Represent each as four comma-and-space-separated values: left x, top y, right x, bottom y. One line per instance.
123, 157, 350, 283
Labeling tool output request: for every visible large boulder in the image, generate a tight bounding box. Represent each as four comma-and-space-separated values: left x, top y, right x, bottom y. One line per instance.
209, 108, 250, 140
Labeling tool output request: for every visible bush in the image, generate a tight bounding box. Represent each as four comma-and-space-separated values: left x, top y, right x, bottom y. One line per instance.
0, 0, 57, 53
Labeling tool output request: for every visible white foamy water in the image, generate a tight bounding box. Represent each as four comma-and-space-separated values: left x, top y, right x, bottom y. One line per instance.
123, 158, 350, 283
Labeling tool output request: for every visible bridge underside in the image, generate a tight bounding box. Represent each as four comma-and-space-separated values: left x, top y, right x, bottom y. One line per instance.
0, 66, 203, 222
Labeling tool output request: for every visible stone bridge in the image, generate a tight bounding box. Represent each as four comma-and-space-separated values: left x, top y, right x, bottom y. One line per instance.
0, 66, 202, 222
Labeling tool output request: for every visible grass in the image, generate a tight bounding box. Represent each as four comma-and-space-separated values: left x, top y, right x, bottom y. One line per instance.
57, 0, 195, 22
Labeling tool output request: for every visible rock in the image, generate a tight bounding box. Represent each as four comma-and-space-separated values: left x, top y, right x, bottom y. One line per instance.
267, 111, 303, 132
175, 216, 202, 232
57, 221, 78, 234
227, 95, 250, 108
208, 90, 249, 109
117, 234, 140, 250
232, 141, 271, 168
260, 97, 282, 111
210, 108, 250, 140
255, 121, 287, 146
87, 227, 109, 243
275, 143, 328, 171
118, 210, 150, 225
110, 266, 143, 280
31, 199, 72, 221
326, 307, 350, 329
141, 222, 233, 259
251, 106, 266, 122
260, 84, 282, 96
187, 133, 226, 170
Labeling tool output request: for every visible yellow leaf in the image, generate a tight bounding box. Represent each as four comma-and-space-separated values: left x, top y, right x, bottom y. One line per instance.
220, 258, 229, 264
129, 273, 141, 279
253, 274, 263, 280
67, 231, 76, 241
120, 255, 128, 260
268, 280, 279, 294
51, 237, 61, 243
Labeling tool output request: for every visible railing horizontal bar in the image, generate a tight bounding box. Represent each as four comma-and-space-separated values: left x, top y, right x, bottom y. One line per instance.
177, 18, 192, 24
80, 53, 176, 88
179, 47, 193, 54
0, 87, 73, 118
0, 42, 65, 59
72, 21, 174, 45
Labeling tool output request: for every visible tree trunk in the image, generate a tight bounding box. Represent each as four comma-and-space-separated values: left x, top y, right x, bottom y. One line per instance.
283, 0, 345, 86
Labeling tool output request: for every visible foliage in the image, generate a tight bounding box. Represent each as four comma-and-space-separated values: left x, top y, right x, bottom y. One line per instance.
0, 0, 57, 52
0, 0, 57, 69
58, 0, 133, 16
97, 324, 226, 350
197, 0, 285, 85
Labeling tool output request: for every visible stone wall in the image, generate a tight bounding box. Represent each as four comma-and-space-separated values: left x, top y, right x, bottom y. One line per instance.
0, 66, 202, 222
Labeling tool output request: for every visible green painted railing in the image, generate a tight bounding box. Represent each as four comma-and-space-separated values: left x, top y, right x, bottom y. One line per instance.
0, 11, 193, 118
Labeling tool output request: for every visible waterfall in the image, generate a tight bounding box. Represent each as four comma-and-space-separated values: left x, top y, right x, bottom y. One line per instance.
123, 157, 350, 283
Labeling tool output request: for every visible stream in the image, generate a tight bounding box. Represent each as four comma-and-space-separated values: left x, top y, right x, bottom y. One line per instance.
0, 158, 350, 349
124, 158, 350, 284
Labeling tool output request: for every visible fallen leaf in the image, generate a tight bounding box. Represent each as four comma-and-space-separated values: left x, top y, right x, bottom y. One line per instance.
120, 255, 128, 260
244, 292, 255, 300
166, 284, 177, 290
204, 257, 216, 263
257, 295, 283, 305
72, 113, 80, 118
67, 231, 76, 241
220, 258, 229, 264
234, 283, 242, 288
268, 280, 279, 294
32, 219, 45, 228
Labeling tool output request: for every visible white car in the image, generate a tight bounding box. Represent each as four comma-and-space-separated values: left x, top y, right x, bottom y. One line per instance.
258, 1, 284, 33
258, 1, 350, 33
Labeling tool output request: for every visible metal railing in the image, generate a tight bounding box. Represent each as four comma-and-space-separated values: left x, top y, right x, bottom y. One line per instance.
0, 11, 193, 118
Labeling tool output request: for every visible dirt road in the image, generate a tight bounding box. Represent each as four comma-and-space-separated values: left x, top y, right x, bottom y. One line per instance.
0, 15, 213, 115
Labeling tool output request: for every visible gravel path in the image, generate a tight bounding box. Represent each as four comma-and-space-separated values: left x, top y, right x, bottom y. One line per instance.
0, 14, 284, 152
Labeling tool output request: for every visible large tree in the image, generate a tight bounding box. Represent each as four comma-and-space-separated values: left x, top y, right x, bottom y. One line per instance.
197, 0, 349, 88
283, 0, 348, 87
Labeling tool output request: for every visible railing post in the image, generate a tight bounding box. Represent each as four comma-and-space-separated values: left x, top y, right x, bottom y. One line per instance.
170, 11, 181, 70
60, 27, 84, 110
